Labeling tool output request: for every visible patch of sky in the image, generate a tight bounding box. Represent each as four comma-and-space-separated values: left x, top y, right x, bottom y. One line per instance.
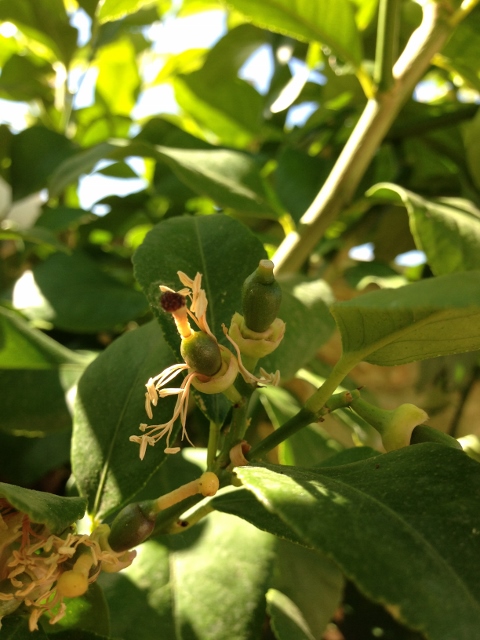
70, 8, 91, 47
147, 10, 227, 54
238, 45, 273, 95
78, 159, 147, 213
349, 242, 374, 262
394, 250, 426, 267
286, 102, 318, 128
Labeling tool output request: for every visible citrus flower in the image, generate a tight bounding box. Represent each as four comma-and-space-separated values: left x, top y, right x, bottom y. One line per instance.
130, 271, 280, 459
0, 500, 134, 632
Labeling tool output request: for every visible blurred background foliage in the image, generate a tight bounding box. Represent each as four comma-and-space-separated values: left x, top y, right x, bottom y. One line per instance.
1, 0, 480, 637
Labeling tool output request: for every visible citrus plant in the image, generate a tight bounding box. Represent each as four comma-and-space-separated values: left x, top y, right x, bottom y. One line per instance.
1, 0, 480, 638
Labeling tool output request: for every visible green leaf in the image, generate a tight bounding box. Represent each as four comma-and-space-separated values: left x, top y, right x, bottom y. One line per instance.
95, 38, 141, 116
0, 226, 70, 253
11, 126, 77, 201
101, 510, 275, 640
0, 482, 86, 534
224, 0, 363, 68
0, 54, 54, 103
133, 214, 266, 423
97, 0, 157, 23
271, 541, 344, 639
0, 307, 90, 435
330, 271, 480, 365
0, 616, 49, 639
0, 0, 78, 64
236, 445, 480, 640
72, 321, 180, 518
367, 183, 480, 276
49, 140, 276, 215
261, 279, 336, 379
15, 252, 148, 333
44, 583, 110, 637
267, 589, 315, 640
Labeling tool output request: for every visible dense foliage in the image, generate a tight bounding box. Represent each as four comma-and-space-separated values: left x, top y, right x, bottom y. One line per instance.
1, 0, 480, 638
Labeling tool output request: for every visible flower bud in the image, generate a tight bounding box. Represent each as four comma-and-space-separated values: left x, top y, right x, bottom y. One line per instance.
242, 260, 282, 332
228, 312, 285, 359
198, 471, 219, 496
56, 570, 89, 598
410, 425, 462, 449
108, 502, 156, 553
181, 330, 222, 377
351, 397, 428, 451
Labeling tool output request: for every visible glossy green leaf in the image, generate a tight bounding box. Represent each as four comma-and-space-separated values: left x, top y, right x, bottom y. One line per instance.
49, 140, 275, 215
0, 482, 86, 534
261, 279, 336, 379
330, 271, 480, 365
236, 445, 480, 640
225, 0, 363, 68
267, 589, 315, 640
102, 510, 275, 640
133, 214, 266, 423
367, 183, 480, 275
15, 252, 148, 333
98, 0, 157, 23
72, 321, 180, 518
271, 541, 344, 639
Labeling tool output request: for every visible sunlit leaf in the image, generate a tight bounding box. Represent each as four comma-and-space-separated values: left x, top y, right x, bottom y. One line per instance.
98, 0, 158, 23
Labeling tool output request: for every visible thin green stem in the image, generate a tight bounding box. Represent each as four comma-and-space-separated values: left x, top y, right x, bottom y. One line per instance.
216, 396, 250, 468
374, 0, 400, 92
207, 421, 220, 470
151, 495, 202, 537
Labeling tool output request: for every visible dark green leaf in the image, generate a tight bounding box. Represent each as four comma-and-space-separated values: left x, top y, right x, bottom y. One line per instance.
0, 482, 86, 534
367, 183, 480, 275
0, 55, 53, 103
11, 126, 77, 201
72, 321, 180, 518
0, 616, 49, 639
331, 271, 480, 365
16, 252, 148, 333
236, 445, 480, 640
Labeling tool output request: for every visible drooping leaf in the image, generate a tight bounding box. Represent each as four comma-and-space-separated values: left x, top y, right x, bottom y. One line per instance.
367, 183, 480, 275
72, 321, 180, 519
133, 214, 266, 423
266, 589, 315, 640
0, 482, 86, 534
271, 541, 345, 639
236, 445, 480, 640
224, 0, 363, 68
14, 252, 148, 333
330, 270, 480, 365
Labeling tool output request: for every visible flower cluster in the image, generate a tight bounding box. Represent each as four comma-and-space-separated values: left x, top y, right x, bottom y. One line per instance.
130, 271, 280, 459
0, 500, 135, 631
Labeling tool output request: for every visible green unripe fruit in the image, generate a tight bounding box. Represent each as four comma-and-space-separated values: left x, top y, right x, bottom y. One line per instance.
108, 502, 156, 553
410, 425, 462, 450
242, 260, 282, 333
181, 330, 222, 377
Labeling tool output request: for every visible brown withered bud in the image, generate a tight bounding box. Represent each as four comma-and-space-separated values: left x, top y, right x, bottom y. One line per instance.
160, 291, 185, 313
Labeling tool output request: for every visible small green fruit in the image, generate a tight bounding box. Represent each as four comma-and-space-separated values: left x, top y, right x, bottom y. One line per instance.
108, 502, 155, 553
242, 260, 282, 333
410, 425, 462, 449
181, 331, 222, 377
